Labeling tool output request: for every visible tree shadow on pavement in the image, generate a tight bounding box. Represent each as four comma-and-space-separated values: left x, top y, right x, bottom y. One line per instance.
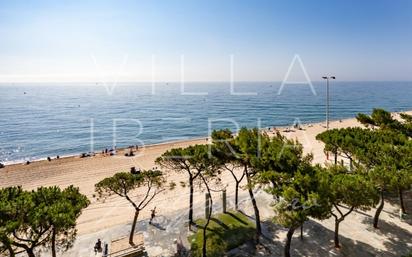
360, 217, 412, 257
253, 219, 410, 257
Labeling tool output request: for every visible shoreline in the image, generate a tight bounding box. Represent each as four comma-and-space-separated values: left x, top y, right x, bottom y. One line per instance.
1, 110, 411, 237
1, 110, 411, 167
1, 136, 210, 166
0, 117, 338, 167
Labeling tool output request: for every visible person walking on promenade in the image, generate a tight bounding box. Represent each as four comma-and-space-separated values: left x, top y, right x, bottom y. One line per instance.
149, 207, 156, 224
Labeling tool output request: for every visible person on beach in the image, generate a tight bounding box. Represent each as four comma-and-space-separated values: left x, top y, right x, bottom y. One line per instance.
149, 207, 156, 224
47, 157, 51, 162
94, 239, 102, 253
130, 167, 141, 175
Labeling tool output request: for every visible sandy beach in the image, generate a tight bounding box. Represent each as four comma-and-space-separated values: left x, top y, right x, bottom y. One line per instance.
2, 1, 412, 255
1, 112, 411, 256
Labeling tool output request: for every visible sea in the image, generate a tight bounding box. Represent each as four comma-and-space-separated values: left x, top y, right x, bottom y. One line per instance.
1, 81, 411, 163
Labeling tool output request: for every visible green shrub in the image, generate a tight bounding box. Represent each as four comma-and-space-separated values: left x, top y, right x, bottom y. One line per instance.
189, 211, 255, 257
402, 252, 412, 257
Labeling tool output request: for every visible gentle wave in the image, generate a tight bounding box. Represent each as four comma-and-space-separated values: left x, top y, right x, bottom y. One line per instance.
0, 81, 411, 163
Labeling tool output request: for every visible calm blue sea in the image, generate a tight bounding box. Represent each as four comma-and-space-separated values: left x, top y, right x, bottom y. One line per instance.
1, 81, 411, 163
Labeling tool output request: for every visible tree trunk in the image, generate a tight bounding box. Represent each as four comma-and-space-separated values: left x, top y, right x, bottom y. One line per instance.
52, 227, 57, 257
6, 244, 15, 257
202, 222, 207, 257
249, 187, 261, 242
373, 190, 385, 228
26, 248, 35, 257
235, 181, 239, 210
285, 226, 296, 257
129, 210, 140, 245
202, 195, 213, 257
399, 188, 406, 214
199, 173, 213, 257
245, 169, 261, 243
189, 178, 194, 228
300, 223, 303, 240
334, 218, 341, 248
334, 152, 337, 165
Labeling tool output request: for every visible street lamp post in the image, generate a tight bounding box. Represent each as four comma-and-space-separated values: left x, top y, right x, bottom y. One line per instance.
322, 76, 335, 130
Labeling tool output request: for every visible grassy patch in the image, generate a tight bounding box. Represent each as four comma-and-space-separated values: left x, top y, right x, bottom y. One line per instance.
189, 211, 255, 257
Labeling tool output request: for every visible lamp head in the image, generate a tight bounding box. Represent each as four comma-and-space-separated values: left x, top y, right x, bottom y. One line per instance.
331, 76, 336, 79
322, 76, 327, 79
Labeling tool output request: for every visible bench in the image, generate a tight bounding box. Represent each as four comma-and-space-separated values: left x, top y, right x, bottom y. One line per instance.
109, 233, 145, 257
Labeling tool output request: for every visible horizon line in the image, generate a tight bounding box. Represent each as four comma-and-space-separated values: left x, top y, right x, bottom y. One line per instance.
1, 80, 412, 84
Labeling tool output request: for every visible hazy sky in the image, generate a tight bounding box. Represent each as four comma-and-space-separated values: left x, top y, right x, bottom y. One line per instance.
0, 0, 411, 82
